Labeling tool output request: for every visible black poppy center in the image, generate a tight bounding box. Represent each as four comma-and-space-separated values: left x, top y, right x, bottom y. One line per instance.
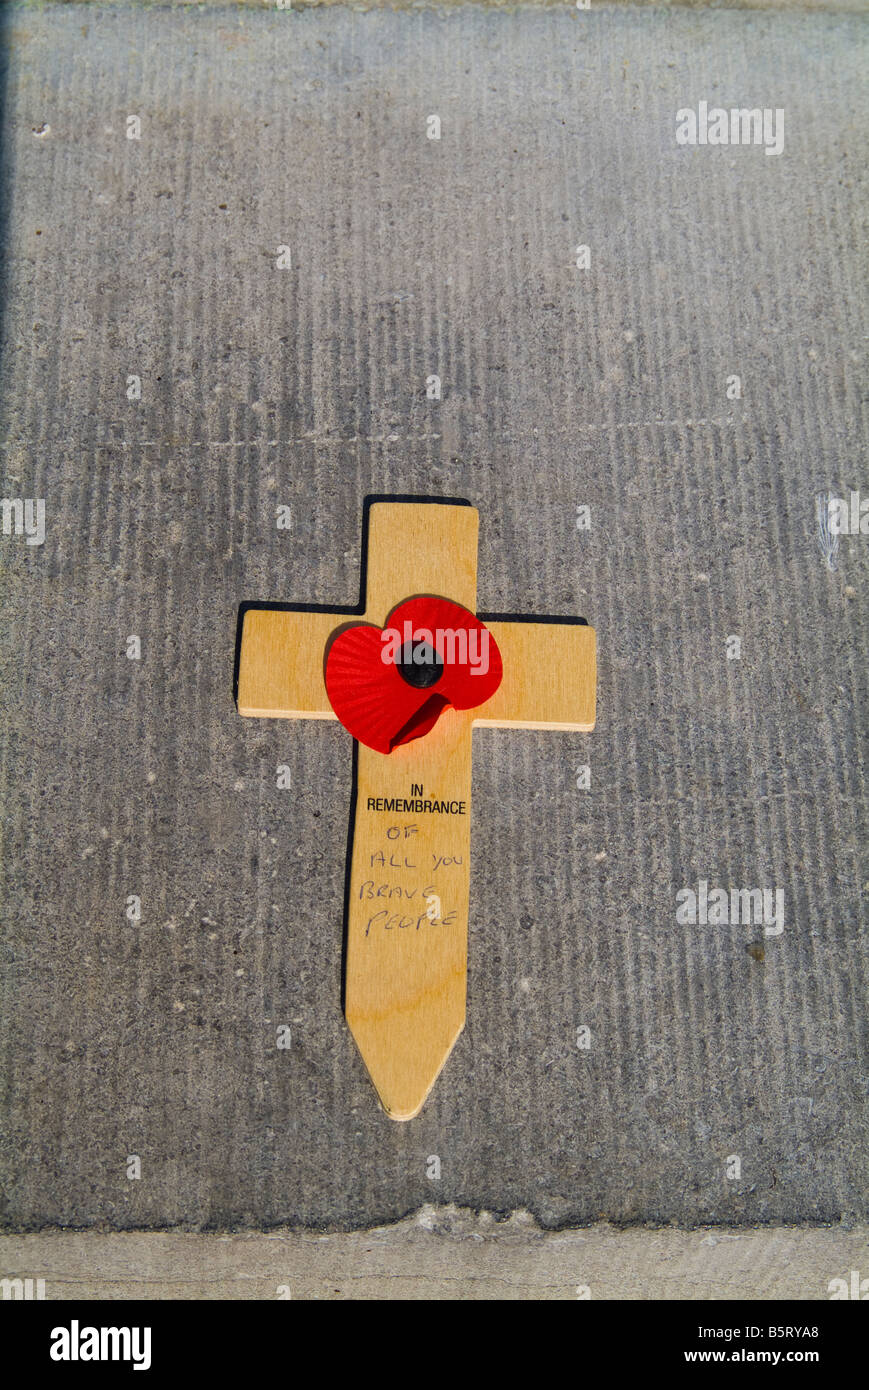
397, 640, 444, 689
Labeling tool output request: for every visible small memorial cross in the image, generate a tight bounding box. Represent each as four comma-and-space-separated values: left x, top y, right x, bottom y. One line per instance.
238, 500, 596, 1119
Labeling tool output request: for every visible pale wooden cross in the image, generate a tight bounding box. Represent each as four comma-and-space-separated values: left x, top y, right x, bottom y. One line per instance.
238, 500, 596, 1120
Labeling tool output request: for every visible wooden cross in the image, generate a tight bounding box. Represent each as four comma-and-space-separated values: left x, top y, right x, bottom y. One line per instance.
237, 500, 596, 1120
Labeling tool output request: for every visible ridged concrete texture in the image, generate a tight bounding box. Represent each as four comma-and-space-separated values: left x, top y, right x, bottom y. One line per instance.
0, 2, 865, 1233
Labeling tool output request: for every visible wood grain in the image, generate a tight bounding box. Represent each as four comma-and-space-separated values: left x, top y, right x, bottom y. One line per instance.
237, 616, 596, 730
346, 713, 474, 1119
476, 621, 596, 730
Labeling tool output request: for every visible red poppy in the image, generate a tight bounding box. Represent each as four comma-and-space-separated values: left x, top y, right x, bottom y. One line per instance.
325, 596, 503, 754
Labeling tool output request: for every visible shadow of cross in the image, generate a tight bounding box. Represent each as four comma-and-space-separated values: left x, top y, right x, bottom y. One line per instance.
237, 500, 596, 1120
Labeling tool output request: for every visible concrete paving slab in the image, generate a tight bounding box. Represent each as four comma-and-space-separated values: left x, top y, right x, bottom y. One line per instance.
0, 1, 866, 1239
2, 1214, 868, 1299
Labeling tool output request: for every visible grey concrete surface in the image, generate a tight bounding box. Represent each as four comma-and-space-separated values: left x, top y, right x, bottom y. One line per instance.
2, 1214, 868, 1298
50, 1, 869, 14
0, 1, 866, 1241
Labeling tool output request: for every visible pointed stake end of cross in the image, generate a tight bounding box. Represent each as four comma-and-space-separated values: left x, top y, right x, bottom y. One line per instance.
346, 1005, 465, 1122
